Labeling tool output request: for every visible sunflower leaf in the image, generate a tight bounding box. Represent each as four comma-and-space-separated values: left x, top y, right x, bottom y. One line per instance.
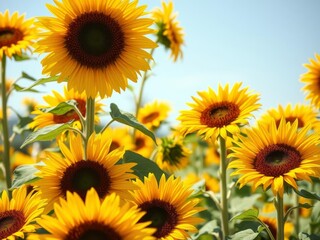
230, 208, 259, 222
21, 71, 37, 81
17, 75, 61, 92
11, 162, 44, 189
121, 150, 169, 182
13, 83, 40, 92
293, 188, 320, 201
13, 53, 34, 61
109, 103, 157, 144
229, 229, 260, 240
20, 122, 73, 148
39, 100, 78, 115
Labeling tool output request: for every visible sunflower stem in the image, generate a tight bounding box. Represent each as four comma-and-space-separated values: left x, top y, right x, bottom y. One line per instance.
218, 136, 229, 239
85, 97, 95, 160
1, 55, 12, 197
293, 192, 300, 237
275, 194, 285, 240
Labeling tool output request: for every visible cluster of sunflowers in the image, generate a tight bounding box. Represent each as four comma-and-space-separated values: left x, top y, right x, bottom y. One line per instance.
0, 0, 320, 240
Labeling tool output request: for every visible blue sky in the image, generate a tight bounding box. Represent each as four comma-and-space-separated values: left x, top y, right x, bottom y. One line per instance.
1, 0, 320, 125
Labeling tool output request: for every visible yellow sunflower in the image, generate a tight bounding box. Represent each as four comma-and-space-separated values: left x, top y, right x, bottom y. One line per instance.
258, 103, 320, 131
0, 10, 37, 59
229, 118, 320, 197
183, 172, 220, 193
156, 135, 190, 173
133, 131, 155, 158
0, 185, 46, 239
138, 100, 171, 130
258, 216, 293, 240
130, 173, 203, 239
178, 82, 261, 141
36, 0, 157, 98
153, 1, 184, 62
300, 53, 320, 108
35, 129, 137, 212
30, 188, 154, 240
108, 127, 134, 153
29, 86, 103, 130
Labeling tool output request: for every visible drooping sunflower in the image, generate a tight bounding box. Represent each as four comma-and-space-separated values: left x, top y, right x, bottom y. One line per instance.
36, 0, 157, 98
156, 135, 190, 173
258, 103, 320, 131
29, 86, 103, 130
178, 82, 261, 141
130, 173, 203, 239
153, 1, 184, 62
0, 185, 46, 239
0, 10, 37, 59
35, 129, 137, 211
138, 100, 171, 130
31, 189, 154, 240
300, 53, 320, 108
229, 118, 320, 197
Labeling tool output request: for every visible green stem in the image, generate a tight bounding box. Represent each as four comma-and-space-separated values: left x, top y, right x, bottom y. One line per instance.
84, 97, 95, 160
293, 193, 300, 237
1, 55, 12, 196
276, 194, 285, 240
219, 136, 229, 239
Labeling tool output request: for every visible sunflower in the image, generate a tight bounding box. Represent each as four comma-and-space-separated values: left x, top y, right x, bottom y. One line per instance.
0, 10, 37, 59
183, 172, 220, 193
35, 129, 137, 212
0, 185, 46, 239
258, 216, 293, 240
108, 127, 134, 153
258, 103, 320, 131
138, 100, 171, 130
21, 97, 38, 114
133, 131, 155, 158
178, 82, 261, 141
300, 53, 320, 108
130, 173, 203, 239
36, 0, 157, 98
155, 135, 190, 173
228, 118, 320, 197
153, 1, 184, 62
29, 86, 103, 130
30, 188, 154, 240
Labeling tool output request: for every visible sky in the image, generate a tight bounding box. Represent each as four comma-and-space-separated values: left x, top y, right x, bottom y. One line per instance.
1, 0, 320, 126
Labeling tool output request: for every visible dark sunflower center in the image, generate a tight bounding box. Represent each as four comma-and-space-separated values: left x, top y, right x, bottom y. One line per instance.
0, 28, 23, 48
65, 221, 122, 240
53, 99, 86, 124
60, 160, 111, 200
0, 210, 25, 239
139, 199, 178, 238
200, 101, 240, 128
109, 141, 121, 152
135, 137, 145, 150
275, 117, 304, 128
254, 144, 302, 177
163, 144, 185, 166
65, 12, 125, 69
141, 112, 160, 124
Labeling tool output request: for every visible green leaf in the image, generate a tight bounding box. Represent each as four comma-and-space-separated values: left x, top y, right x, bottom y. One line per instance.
17, 75, 61, 92
13, 83, 40, 92
21, 71, 37, 81
12, 116, 33, 135
13, 53, 34, 61
193, 220, 218, 239
109, 103, 157, 144
121, 150, 169, 182
230, 195, 261, 214
299, 232, 320, 240
230, 208, 259, 222
293, 188, 320, 201
39, 100, 78, 115
11, 163, 44, 189
20, 122, 73, 148
229, 229, 259, 240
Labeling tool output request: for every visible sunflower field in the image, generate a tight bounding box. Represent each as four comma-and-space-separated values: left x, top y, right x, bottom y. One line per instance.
0, 0, 320, 239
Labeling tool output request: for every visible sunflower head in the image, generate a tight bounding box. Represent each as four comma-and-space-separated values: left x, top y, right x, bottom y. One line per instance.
300, 53, 320, 108
178, 82, 261, 141
36, 0, 157, 98
130, 173, 204, 239
152, 1, 184, 62
229, 118, 320, 197
0, 10, 38, 59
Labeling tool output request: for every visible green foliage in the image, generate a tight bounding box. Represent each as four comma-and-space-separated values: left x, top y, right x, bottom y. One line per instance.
17, 75, 61, 92
230, 208, 259, 222
13, 53, 34, 61
229, 229, 260, 240
109, 103, 157, 144
11, 163, 43, 189
294, 188, 320, 201
39, 100, 79, 115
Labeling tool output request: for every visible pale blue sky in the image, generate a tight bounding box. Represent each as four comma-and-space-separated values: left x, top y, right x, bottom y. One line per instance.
1, 0, 320, 125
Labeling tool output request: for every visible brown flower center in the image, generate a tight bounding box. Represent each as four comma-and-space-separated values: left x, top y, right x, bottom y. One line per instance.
139, 199, 178, 238
141, 112, 160, 124
0, 28, 24, 48
65, 221, 122, 240
275, 117, 304, 128
60, 160, 111, 200
109, 141, 121, 153
53, 99, 86, 124
254, 144, 301, 177
65, 12, 125, 69
135, 137, 145, 150
200, 101, 240, 128
0, 210, 25, 239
